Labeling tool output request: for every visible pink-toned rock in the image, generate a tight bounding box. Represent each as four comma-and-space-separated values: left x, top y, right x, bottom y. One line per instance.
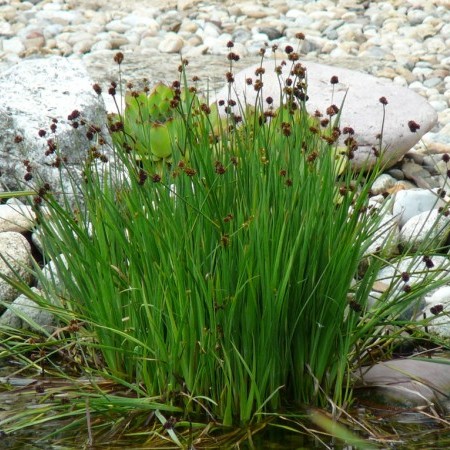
24, 30, 45, 51
213, 60, 438, 170
354, 359, 450, 412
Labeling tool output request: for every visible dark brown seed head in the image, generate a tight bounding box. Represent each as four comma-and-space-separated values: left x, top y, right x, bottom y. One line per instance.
379, 96, 388, 105
255, 67, 265, 76
200, 103, 211, 114
285, 45, 294, 54
138, 169, 147, 185
68, 110, 80, 120
408, 120, 420, 132
92, 83, 102, 95
184, 167, 197, 177
114, 52, 124, 65
330, 75, 339, 85
423, 255, 434, 268
342, 126, 354, 135
349, 300, 362, 313
430, 304, 444, 315
254, 79, 263, 91
326, 104, 339, 116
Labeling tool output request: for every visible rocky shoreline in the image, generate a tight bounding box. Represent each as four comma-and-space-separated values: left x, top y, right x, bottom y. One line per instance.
1, 1, 450, 420
1, 0, 450, 331
0, 0, 448, 152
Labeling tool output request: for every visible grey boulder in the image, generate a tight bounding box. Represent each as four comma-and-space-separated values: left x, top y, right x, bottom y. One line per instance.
0, 231, 33, 305
0, 56, 111, 194
0, 287, 56, 333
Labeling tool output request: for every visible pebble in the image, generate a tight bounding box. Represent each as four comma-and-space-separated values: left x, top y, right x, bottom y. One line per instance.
392, 188, 445, 227
0, 0, 448, 168
399, 209, 450, 250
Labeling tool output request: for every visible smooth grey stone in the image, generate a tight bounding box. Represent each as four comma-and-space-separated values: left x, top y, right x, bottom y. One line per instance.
212, 59, 438, 170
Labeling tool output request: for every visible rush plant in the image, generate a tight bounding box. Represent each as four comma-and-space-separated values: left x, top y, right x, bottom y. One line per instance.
1, 48, 447, 446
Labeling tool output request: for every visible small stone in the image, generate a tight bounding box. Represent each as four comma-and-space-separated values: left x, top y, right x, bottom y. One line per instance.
179, 19, 198, 34
72, 39, 94, 54
0, 204, 37, 233
23, 30, 45, 51
420, 287, 450, 337
429, 100, 448, 112
177, 0, 202, 11
399, 208, 450, 250
106, 20, 129, 34
364, 212, 399, 258
377, 255, 450, 288
371, 173, 397, 194
239, 4, 278, 19
91, 40, 112, 51
386, 168, 405, 180
0, 232, 33, 303
392, 188, 444, 227
257, 26, 283, 41
3, 36, 25, 54
157, 33, 184, 53
109, 36, 129, 49
0, 288, 56, 332
401, 160, 433, 188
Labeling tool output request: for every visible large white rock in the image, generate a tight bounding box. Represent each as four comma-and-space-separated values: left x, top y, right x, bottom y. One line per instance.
399, 209, 450, 251
0, 203, 35, 233
369, 255, 450, 319
363, 212, 399, 258
417, 286, 450, 337
377, 255, 450, 288
213, 60, 437, 169
0, 287, 56, 333
0, 200, 49, 233
393, 188, 445, 227
0, 231, 33, 303
0, 56, 111, 195
354, 359, 450, 411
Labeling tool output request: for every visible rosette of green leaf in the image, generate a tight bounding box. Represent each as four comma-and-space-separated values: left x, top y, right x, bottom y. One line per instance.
108, 83, 180, 162
109, 83, 226, 167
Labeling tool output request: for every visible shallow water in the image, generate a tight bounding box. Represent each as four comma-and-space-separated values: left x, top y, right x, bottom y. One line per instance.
2, 363, 450, 449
